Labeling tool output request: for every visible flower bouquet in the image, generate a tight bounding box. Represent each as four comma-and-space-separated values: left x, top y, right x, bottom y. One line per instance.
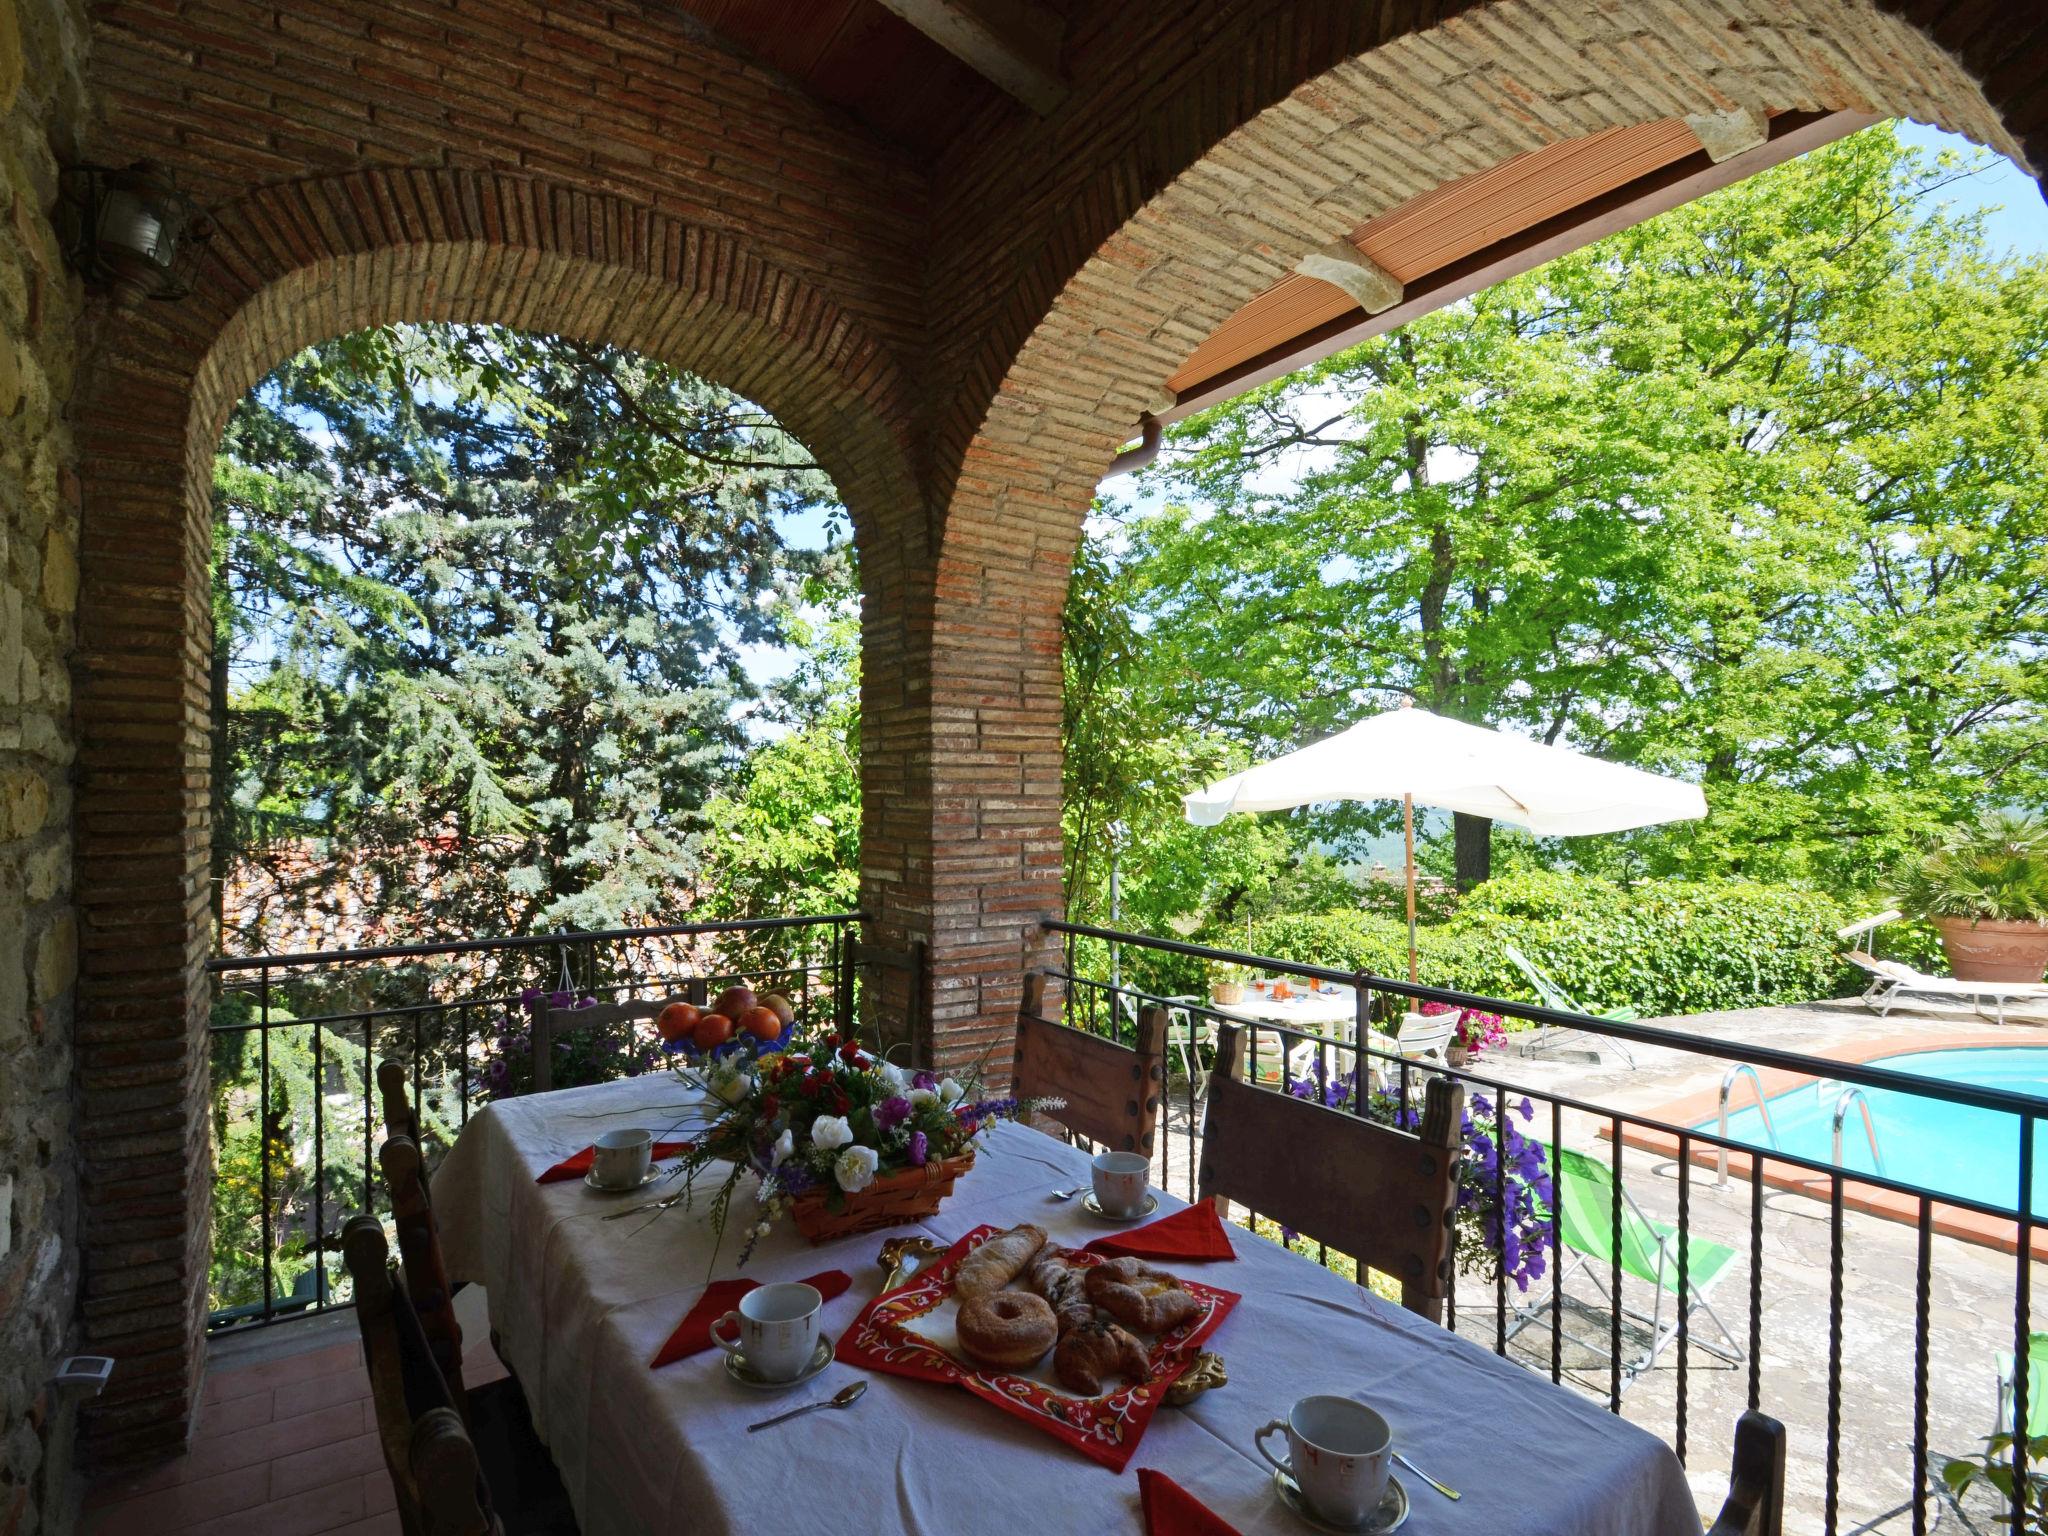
671, 1030, 1062, 1264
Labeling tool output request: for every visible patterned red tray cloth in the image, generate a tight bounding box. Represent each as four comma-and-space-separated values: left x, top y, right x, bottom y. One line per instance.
835, 1224, 1239, 1472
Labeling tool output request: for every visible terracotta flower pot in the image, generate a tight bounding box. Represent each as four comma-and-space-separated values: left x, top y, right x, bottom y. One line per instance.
1933, 915, 2048, 983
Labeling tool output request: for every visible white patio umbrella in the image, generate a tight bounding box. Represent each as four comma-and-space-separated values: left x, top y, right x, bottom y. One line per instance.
1183, 705, 1706, 982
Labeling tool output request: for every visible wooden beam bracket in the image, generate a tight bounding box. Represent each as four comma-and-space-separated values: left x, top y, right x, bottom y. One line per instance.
1685, 106, 1770, 163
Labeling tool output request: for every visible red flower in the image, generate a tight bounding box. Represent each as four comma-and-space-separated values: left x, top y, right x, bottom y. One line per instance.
759, 1093, 780, 1118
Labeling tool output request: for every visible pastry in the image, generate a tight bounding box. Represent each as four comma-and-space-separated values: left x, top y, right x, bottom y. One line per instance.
1052, 1318, 1152, 1395
1084, 1256, 1204, 1334
1026, 1245, 1095, 1333
954, 1224, 1048, 1301
955, 1290, 1058, 1370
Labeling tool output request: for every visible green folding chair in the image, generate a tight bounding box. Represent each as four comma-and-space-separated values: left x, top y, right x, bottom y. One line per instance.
1997, 1332, 2048, 1439
1508, 1143, 1745, 1387
1503, 944, 1639, 1068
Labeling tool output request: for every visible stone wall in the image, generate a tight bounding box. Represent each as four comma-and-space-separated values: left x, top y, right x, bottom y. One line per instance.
0, 0, 90, 1530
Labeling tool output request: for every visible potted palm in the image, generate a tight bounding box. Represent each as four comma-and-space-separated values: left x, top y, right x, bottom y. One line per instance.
1894, 811, 2048, 983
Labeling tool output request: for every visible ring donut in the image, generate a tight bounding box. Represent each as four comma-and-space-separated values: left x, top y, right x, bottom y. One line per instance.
955, 1290, 1058, 1370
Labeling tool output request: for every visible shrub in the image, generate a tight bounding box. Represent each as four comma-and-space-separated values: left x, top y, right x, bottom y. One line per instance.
1229, 875, 1850, 1021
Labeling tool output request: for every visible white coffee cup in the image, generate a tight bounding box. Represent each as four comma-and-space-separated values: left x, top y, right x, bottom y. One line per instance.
710, 1281, 823, 1382
1254, 1394, 1392, 1525
1091, 1150, 1151, 1218
590, 1128, 654, 1190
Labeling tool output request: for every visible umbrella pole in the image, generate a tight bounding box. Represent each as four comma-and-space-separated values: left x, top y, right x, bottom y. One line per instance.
1403, 792, 1418, 985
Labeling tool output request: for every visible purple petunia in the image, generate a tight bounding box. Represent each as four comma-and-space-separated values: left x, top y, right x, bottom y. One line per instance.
907, 1130, 928, 1167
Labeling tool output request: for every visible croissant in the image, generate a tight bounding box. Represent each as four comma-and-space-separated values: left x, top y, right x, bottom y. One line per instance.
954, 1224, 1047, 1301
1053, 1318, 1153, 1396
1084, 1256, 1204, 1334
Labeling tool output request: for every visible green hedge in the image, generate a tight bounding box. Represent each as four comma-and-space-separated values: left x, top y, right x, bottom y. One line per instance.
1200, 875, 1852, 1022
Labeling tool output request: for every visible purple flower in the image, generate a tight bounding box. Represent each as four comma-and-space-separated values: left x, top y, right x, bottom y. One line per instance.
518, 988, 541, 1005
907, 1130, 928, 1167
912, 1071, 937, 1091
875, 1096, 912, 1131
549, 990, 573, 1009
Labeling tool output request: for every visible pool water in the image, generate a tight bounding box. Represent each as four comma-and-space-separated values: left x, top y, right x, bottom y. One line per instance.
1702, 1047, 2048, 1217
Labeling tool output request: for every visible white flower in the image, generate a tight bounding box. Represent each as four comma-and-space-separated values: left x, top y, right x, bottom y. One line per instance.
937, 1077, 965, 1108
834, 1144, 879, 1194
770, 1129, 794, 1167
811, 1115, 853, 1151
712, 1070, 753, 1105
876, 1059, 910, 1090
907, 1087, 938, 1110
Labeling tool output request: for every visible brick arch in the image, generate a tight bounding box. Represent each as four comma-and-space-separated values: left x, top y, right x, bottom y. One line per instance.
903, 0, 2038, 1059
68, 165, 918, 1465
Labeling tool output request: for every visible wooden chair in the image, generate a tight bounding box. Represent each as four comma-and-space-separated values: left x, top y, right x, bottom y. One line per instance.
1015, 973, 1168, 1156
342, 1216, 502, 1536
381, 1131, 466, 1411
535, 986, 703, 1094
378, 1058, 422, 1145
1706, 1410, 1786, 1536
1198, 1023, 1463, 1321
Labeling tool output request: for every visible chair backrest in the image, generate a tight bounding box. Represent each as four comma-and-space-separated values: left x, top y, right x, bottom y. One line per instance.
1395, 1012, 1455, 1059
1705, 1410, 1786, 1536
342, 1216, 501, 1536
1014, 973, 1168, 1155
377, 1058, 421, 1145
380, 1133, 465, 1409
1545, 1144, 1668, 1287
534, 985, 705, 1093
1504, 944, 1575, 1012
1199, 1024, 1464, 1321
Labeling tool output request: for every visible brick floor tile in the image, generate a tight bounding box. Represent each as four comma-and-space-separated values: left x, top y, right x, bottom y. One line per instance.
155, 1401, 367, 1486
323, 1517, 403, 1536
200, 1342, 356, 1405
194, 1388, 276, 1441
180, 1477, 368, 1536
270, 1367, 372, 1422
83, 1461, 270, 1534
359, 1469, 396, 1515
268, 1431, 384, 1500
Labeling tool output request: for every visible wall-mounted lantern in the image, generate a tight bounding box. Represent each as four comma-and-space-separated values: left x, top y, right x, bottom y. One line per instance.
59, 160, 213, 305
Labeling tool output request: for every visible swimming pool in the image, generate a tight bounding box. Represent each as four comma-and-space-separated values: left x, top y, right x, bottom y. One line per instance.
1702, 1046, 2048, 1218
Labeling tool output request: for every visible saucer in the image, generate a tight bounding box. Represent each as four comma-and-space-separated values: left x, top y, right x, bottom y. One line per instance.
1081, 1191, 1159, 1223
723, 1336, 834, 1391
1272, 1470, 1408, 1533
583, 1166, 662, 1193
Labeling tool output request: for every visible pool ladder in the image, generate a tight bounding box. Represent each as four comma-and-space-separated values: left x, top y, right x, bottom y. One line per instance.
1714, 1066, 1888, 1190
1716, 1064, 1780, 1190
1831, 1086, 1887, 1178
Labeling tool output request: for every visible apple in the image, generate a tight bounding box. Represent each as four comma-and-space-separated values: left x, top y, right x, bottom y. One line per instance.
758, 992, 796, 1027
694, 1012, 735, 1048
739, 1005, 783, 1041
711, 984, 757, 1021
654, 1002, 699, 1043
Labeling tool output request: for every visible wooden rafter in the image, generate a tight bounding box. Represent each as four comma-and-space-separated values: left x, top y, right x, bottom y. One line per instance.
869, 0, 1066, 114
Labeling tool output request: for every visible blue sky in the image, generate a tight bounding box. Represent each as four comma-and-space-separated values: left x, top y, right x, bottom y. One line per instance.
1894, 120, 2047, 255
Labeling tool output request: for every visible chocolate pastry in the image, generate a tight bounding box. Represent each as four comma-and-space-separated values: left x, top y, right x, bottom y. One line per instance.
1026, 1245, 1095, 1333
1053, 1318, 1152, 1396
1084, 1256, 1204, 1334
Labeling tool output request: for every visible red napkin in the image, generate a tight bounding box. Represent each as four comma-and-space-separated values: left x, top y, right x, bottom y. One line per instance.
650, 1269, 853, 1368
1139, 1470, 1242, 1536
1085, 1201, 1236, 1262
537, 1139, 693, 1184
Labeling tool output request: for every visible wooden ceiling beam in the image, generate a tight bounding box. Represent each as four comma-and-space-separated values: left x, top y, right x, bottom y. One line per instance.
1165, 109, 1876, 422
870, 0, 1066, 114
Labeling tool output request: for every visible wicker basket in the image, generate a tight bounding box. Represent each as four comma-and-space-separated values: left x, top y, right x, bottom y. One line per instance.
788, 1151, 975, 1243
1211, 981, 1245, 1005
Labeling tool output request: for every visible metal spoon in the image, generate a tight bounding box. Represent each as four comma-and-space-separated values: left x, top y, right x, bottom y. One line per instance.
1049, 1185, 1082, 1201
1393, 1450, 1459, 1501
747, 1380, 868, 1433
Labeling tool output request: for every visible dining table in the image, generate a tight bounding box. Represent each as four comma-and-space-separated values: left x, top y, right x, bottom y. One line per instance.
430, 1070, 1700, 1535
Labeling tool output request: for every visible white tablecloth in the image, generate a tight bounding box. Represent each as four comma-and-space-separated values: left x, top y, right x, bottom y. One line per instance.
431, 1073, 1698, 1535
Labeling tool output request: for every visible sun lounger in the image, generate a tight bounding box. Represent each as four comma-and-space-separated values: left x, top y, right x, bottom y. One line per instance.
1843, 950, 2048, 1026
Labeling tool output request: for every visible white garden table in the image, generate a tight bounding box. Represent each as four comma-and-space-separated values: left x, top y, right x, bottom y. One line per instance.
431, 1072, 1699, 1535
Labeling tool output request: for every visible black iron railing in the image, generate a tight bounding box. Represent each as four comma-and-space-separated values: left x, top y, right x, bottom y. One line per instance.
204, 913, 887, 1333
1047, 918, 2045, 1536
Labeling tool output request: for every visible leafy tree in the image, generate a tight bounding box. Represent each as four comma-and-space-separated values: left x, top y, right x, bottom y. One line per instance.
212, 324, 845, 951
1069, 123, 2048, 916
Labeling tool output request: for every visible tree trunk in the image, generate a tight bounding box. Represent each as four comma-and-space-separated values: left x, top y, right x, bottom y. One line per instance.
1453, 812, 1492, 890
